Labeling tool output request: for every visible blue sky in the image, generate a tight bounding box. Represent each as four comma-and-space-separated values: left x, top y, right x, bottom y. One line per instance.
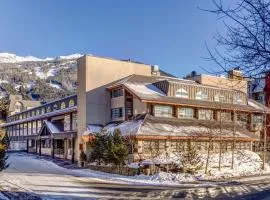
0, 0, 228, 77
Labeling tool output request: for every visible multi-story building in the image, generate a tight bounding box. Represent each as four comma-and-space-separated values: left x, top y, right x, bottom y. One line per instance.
9, 95, 41, 115
2, 55, 269, 163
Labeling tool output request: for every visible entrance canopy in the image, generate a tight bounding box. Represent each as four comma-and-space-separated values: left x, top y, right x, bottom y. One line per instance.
38, 120, 77, 139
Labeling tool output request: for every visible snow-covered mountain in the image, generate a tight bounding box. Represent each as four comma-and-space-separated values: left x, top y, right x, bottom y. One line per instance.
0, 53, 81, 102
0, 53, 83, 63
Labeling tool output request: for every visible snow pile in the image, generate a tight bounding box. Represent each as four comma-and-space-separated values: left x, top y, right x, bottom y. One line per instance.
127, 150, 269, 184
141, 152, 181, 165
199, 150, 267, 180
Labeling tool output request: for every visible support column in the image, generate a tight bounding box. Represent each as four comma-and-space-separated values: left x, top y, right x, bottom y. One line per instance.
72, 137, 75, 164
39, 139, 41, 156
51, 138, 54, 159
26, 139, 29, 153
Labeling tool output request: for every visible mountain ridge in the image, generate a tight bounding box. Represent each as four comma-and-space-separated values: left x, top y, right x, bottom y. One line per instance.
0, 52, 83, 63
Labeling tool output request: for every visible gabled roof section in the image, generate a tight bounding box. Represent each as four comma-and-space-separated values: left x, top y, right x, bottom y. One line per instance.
248, 99, 270, 113
107, 74, 268, 113
38, 120, 62, 136
96, 114, 259, 141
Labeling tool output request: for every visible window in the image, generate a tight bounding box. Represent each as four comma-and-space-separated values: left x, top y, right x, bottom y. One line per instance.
215, 94, 226, 103
69, 99, 75, 107
111, 107, 123, 119
154, 105, 173, 117
14, 101, 23, 113
111, 89, 123, 98
237, 113, 248, 126
218, 111, 232, 122
47, 106, 52, 112
61, 102, 66, 109
196, 91, 208, 100
53, 104, 58, 110
253, 115, 263, 124
175, 88, 188, 98
234, 94, 243, 104
198, 109, 213, 120
178, 108, 194, 119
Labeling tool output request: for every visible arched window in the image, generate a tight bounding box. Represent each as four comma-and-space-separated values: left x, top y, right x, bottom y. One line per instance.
61, 102, 66, 109
47, 106, 52, 113
53, 104, 58, 110
235, 96, 243, 104
69, 99, 75, 107
214, 94, 226, 103
195, 91, 208, 100
175, 88, 188, 98
14, 101, 23, 113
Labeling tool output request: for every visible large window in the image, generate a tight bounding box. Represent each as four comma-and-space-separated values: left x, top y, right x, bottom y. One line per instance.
14, 101, 23, 113
253, 114, 263, 124
111, 107, 123, 119
196, 91, 208, 101
178, 108, 194, 119
154, 105, 173, 117
198, 109, 213, 120
111, 89, 123, 98
234, 94, 243, 104
237, 113, 248, 126
214, 94, 226, 103
218, 111, 232, 122
175, 88, 188, 98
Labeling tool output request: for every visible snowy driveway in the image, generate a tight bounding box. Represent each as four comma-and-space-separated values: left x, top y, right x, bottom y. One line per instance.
1, 153, 270, 199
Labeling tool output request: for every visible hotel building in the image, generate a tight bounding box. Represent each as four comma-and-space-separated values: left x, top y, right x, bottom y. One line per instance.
2, 55, 269, 163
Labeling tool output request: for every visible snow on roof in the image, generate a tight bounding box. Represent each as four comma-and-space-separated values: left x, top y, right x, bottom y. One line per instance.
104, 120, 143, 136
248, 99, 270, 112
124, 82, 165, 98
83, 124, 103, 136
44, 120, 61, 134
139, 123, 254, 139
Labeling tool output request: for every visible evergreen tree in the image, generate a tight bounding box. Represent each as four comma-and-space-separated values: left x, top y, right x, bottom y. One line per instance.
108, 129, 128, 173
0, 130, 9, 171
89, 132, 108, 164
182, 140, 202, 174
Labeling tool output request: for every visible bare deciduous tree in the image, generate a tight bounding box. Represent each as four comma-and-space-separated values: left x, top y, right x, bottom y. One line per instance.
204, 0, 270, 78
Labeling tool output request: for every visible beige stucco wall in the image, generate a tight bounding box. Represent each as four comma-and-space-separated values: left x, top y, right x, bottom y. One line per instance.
77, 55, 152, 160
192, 74, 248, 94
133, 98, 147, 115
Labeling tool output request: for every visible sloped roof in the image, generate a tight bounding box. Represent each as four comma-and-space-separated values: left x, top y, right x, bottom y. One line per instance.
107, 74, 268, 113
93, 115, 259, 141
137, 115, 259, 141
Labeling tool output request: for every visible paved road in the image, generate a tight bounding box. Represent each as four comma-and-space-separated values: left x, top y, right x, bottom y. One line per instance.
1, 153, 270, 199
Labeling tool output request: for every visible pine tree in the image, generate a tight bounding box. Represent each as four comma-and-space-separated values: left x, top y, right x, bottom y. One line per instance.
108, 129, 128, 173
89, 132, 108, 165
0, 130, 9, 171
182, 140, 202, 174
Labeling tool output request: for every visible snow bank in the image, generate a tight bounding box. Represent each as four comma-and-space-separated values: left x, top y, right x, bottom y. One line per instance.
127, 150, 270, 184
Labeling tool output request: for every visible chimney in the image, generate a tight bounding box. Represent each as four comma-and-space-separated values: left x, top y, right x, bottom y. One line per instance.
228, 68, 243, 80
151, 65, 160, 76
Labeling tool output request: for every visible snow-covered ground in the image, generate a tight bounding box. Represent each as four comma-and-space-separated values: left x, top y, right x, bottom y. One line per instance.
2, 152, 270, 199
